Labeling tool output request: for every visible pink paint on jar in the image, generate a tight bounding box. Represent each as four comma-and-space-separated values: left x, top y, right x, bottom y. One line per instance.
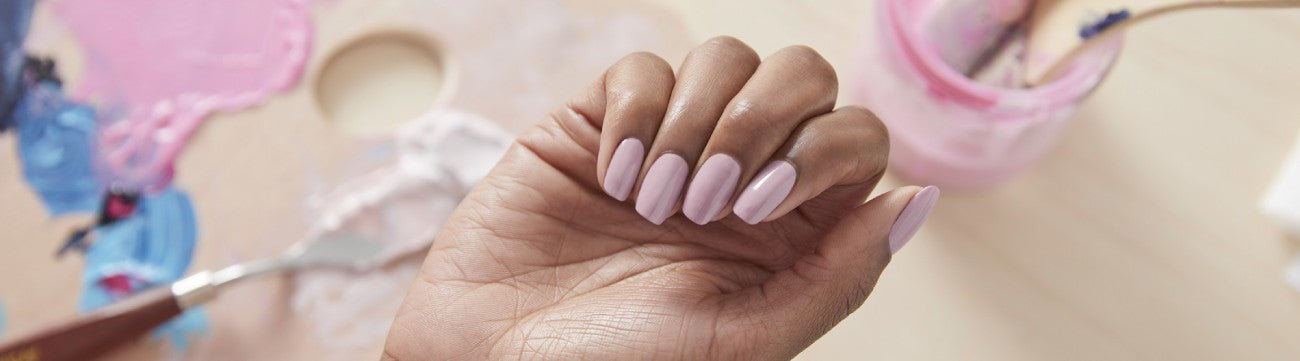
55, 0, 313, 189
858, 0, 1122, 189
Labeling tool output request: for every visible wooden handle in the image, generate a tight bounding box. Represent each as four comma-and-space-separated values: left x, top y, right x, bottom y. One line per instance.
0, 286, 182, 361
1026, 0, 1300, 85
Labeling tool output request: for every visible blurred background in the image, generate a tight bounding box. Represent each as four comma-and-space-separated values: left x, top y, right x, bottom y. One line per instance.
1, 0, 1299, 359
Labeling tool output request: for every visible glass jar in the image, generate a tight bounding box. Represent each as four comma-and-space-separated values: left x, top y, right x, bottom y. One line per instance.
858, 0, 1122, 188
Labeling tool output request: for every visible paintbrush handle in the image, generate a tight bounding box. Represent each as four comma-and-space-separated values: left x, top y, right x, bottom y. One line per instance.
0, 286, 182, 361
0, 271, 221, 361
1026, 0, 1300, 85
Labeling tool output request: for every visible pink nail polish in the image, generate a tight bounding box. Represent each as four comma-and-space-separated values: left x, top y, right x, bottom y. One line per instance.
635, 154, 689, 224
683, 154, 741, 225
888, 186, 940, 254
603, 138, 644, 201
733, 161, 796, 224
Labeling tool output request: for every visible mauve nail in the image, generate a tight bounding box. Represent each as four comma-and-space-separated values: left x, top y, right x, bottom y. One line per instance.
635, 154, 689, 224
733, 161, 796, 224
682, 154, 741, 225
603, 138, 644, 201
888, 186, 940, 254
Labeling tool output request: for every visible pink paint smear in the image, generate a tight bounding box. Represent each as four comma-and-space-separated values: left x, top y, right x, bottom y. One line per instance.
56, 0, 313, 189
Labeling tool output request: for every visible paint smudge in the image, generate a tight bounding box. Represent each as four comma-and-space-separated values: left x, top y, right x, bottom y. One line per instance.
1079, 9, 1131, 39
0, 0, 316, 352
55, 0, 313, 188
0, 0, 36, 132
33, 0, 319, 348
13, 78, 102, 215
293, 111, 510, 349
79, 187, 206, 348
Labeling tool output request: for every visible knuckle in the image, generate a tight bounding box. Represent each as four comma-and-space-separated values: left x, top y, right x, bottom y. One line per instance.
615, 51, 673, 77
802, 107, 890, 181
694, 36, 760, 64
776, 45, 829, 68
703, 35, 746, 48
860, 111, 890, 157
842, 109, 890, 176
840, 105, 888, 139
775, 45, 838, 89
777, 44, 824, 62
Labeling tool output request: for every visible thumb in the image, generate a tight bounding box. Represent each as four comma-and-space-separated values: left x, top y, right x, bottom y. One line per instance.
816, 184, 940, 295
729, 186, 940, 357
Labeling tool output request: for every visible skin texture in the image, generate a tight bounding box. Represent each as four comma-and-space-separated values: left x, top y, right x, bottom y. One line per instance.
383, 37, 925, 360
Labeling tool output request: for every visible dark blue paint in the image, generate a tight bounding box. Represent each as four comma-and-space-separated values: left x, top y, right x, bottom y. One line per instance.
1080, 9, 1131, 39
1, 0, 37, 131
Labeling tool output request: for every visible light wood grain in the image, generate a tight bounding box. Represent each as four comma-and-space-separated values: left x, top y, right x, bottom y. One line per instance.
2, 0, 1299, 360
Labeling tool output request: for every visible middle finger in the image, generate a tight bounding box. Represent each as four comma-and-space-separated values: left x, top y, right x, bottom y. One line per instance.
680, 45, 839, 225
632, 36, 761, 224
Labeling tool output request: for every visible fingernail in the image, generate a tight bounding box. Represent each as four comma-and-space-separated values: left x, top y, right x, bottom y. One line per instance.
603, 138, 645, 201
635, 154, 688, 224
889, 186, 940, 254
682, 154, 742, 225
733, 161, 796, 224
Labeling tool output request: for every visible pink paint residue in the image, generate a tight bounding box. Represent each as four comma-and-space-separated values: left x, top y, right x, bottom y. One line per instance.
104, 196, 136, 219
55, 0, 313, 189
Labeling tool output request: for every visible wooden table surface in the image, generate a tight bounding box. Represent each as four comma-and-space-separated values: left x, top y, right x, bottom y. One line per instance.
2, 0, 1300, 360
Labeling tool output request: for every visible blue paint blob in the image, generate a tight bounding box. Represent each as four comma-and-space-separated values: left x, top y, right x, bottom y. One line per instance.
80, 187, 207, 348
0, 298, 6, 338
14, 81, 102, 215
1080, 9, 1131, 39
1, 0, 37, 131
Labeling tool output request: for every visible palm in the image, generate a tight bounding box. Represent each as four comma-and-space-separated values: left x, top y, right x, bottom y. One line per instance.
392, 110, 871, 360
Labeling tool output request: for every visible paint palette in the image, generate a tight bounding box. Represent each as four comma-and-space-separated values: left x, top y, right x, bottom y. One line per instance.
0, 0, 690, 359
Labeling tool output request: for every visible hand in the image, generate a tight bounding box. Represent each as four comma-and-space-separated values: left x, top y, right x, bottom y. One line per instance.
382, 37, 939, 360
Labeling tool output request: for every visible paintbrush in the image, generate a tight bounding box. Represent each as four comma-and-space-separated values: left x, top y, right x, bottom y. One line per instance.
0, 233, 385, 361
1023, 0, 1300, 85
